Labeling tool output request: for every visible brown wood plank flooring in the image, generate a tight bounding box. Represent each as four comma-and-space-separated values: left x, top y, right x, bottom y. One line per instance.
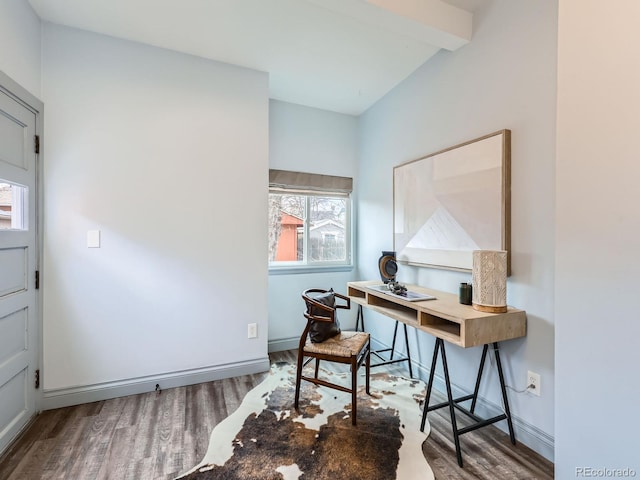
0, 350, 553, 479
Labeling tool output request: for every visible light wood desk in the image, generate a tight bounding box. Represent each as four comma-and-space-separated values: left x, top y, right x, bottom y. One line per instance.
347, 280, 527, 467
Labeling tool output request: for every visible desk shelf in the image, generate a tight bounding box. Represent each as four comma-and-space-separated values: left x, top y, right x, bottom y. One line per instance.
420, 313, 461, 344
365, 293, 420, 325
347, 281, 526, 348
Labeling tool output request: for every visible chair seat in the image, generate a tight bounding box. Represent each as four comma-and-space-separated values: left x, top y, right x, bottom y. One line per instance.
304, 331, 370, 358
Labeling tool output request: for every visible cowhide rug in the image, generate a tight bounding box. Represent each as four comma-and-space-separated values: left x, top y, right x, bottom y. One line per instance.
177, 362, 434, 480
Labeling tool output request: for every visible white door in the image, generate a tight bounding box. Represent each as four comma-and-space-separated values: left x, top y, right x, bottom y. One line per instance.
0, 77, 40, 455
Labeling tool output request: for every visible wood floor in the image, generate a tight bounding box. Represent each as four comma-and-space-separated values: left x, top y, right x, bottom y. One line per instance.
0, 350, 553, 480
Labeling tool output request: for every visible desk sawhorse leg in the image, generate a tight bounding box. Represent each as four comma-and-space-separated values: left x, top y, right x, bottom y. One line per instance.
420, 338, 516, 467
355, 305, 413, 378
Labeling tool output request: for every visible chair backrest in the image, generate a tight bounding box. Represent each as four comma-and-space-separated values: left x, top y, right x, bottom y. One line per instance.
301, 288, 350, 344
302, 288, 336, 323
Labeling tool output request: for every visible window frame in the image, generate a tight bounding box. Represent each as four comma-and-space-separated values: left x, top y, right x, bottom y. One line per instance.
268, 170, 354, 274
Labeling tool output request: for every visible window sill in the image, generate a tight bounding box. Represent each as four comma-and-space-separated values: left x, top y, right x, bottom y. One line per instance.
268, 264, 354, 275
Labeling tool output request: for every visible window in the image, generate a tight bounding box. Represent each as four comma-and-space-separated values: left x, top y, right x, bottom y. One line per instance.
269, 169, 352, 271
0, 181, 28, 230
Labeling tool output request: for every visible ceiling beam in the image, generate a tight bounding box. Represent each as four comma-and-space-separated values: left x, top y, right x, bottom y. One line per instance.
305, 0, 472, 51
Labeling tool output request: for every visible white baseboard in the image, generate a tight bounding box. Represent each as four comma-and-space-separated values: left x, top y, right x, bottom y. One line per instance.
268, 337, 299, 353
370, 338, 555, 462
41, 356, 271, 410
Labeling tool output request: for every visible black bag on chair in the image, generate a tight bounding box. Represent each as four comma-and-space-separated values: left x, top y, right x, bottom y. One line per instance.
308, 289, 341, 343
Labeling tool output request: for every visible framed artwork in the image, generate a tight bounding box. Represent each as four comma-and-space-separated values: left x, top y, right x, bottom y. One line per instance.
393, 129, 511, 274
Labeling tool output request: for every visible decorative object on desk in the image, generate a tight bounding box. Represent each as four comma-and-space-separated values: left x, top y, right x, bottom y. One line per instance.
378, 250, 398, 284
177, 362, 434, 480
371, 283, 436, 302
393, 130, 511, 274
387, 280, 407, 296
459, 282, 472, 305
471, 250, 508, 313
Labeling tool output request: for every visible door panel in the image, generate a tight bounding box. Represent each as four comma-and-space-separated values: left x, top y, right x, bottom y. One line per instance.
0, 91, 33, 178
0, 369, 28, 440
0, 247, 27, 297
0, 104, 30, 171
0, 81, 39, 455
0, 308, 27, 365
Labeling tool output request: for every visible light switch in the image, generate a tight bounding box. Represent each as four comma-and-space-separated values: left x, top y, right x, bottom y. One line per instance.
87, 230, 101, 248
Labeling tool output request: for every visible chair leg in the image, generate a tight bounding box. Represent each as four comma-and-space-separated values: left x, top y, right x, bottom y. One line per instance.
314, 358, 320, 378
351, 356, 358, 426
295, 352, 304, 409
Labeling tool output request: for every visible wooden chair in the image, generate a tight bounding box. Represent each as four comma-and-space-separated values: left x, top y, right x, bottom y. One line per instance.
295, 288, 371, 425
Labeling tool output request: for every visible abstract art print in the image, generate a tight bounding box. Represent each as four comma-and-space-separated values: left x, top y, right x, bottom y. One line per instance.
394, 130, 511, 273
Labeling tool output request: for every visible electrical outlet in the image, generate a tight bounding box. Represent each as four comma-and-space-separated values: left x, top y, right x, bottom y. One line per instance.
248, 323, 258, 338
527, 371, 541, 396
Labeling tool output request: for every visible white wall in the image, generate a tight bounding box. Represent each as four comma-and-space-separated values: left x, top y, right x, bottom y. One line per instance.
11, 3, 639, 472
0, 0, 41, 98
357, 0, 557, 459
41, 24, 269, 396
556, 0, 640, 476
268, 100, 359, 350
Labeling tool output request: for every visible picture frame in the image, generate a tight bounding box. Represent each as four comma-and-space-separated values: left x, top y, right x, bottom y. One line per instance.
393, 129, 511, 274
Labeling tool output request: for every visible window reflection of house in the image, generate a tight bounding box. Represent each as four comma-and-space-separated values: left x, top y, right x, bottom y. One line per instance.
275, 212, 303, 261
310, 219, 345, 261
0, 184, 12, 229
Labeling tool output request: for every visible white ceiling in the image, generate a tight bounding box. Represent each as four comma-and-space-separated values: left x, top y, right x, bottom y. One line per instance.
28, 0, 478, 115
